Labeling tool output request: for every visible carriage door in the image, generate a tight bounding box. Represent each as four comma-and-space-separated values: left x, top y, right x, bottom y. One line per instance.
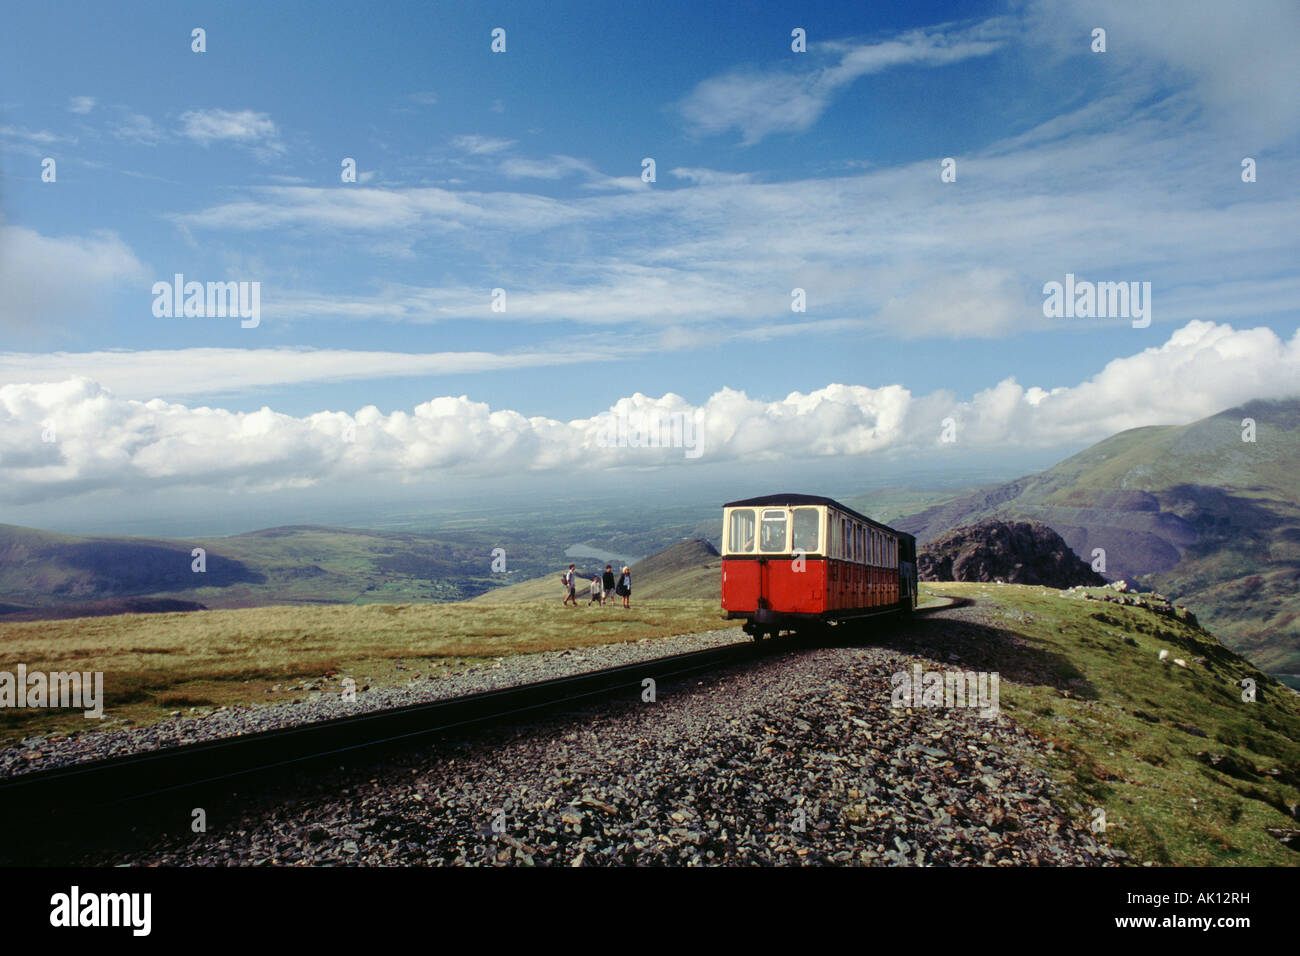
758, 509, 787, 618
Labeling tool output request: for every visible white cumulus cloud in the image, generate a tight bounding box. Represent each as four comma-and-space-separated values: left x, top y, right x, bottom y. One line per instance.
2, 321, 1297, 506
178, 109, 282, 154
0, 226, 148, 329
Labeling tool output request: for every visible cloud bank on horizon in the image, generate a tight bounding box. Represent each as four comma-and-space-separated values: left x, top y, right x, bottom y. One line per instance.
2, 320, 1296, 506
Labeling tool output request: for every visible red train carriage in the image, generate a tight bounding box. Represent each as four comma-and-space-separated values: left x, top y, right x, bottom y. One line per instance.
720, 493, 918, 640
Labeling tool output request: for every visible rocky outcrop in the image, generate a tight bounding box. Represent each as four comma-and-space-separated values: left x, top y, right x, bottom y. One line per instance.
1061, 580, 1200, 627
918, 520, 1105, 589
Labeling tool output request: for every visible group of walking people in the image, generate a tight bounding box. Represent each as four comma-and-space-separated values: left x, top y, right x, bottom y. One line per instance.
562, 563, 630, 608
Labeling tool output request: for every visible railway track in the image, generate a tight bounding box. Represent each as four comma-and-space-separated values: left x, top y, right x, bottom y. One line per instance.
0, 596, 969, 830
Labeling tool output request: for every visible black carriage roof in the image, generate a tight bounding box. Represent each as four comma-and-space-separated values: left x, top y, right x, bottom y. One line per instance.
721, 493, 912, 538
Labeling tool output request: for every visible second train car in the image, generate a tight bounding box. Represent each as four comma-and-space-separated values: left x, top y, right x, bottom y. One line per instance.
720, 493, 917, 639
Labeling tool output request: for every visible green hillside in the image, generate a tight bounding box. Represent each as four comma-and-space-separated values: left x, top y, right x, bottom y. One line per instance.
921, 583, 1300, 866
472, 538, 722, 604
896, 398, 1300, 675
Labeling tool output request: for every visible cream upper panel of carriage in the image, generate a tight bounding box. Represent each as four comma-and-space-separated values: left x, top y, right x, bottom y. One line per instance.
722, 504, 898, 566
721, 505, 825, 557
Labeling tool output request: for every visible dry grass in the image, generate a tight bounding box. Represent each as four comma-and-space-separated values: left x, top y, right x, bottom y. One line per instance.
0, 599, 725, 741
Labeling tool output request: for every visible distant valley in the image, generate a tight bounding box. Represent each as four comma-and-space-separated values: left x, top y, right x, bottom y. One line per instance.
0, 506, 716, 618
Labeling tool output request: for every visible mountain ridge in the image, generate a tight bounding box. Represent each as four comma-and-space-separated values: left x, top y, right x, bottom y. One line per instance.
894, 398, 1300, 673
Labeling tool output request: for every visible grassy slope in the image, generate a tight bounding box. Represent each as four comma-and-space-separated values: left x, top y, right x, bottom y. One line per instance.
929, 582, 1300, 866
0, 599, 722, 742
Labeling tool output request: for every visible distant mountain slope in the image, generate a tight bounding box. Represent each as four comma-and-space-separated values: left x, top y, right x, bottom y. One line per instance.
625, 538, 721, 599
474, 538, 721, 603
0, 523, 554, 615
895, 398, 1300, 674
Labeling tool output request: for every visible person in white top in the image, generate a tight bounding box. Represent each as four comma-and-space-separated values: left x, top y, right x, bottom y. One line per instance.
588, 575, 602, 605
562, 564, 578, 606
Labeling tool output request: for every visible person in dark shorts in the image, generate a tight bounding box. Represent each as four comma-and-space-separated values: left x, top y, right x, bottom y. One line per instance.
602, 565, 616, 605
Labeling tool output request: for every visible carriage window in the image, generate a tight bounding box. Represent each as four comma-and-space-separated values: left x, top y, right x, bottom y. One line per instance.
873, 530, 879, 565
728, 509, 756, 553
792, 508, 819, 553
760, 509, 788, 552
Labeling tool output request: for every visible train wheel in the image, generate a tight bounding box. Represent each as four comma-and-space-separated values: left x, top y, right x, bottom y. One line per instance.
798, 622, 828, 644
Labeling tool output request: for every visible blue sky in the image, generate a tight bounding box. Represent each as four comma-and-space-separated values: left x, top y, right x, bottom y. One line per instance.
1, 0, 1298, 529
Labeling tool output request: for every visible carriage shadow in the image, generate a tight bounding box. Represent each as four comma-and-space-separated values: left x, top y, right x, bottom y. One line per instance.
798, 612, 1099, 698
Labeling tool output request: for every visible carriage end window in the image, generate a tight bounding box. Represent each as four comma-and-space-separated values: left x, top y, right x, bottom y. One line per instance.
728, 509, 756, 553
760, 509, 788, 552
